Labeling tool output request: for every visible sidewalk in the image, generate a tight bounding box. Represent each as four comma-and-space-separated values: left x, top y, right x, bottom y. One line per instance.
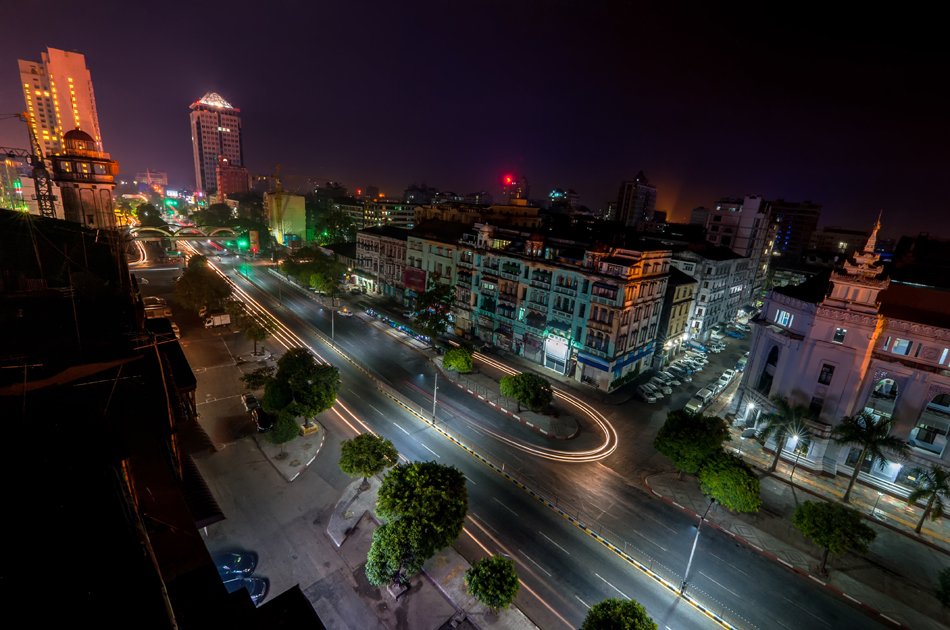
646, 427, 950, 630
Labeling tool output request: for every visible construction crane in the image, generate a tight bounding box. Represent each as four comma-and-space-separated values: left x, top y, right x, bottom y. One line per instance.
0, 112, 57, 218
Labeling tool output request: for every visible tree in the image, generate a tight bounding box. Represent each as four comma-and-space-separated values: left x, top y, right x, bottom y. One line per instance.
698, 451, 762, 513
263, 348, 340, 427
376, 461, 468, 557
339, 433, 399, 489
268, 412, 300, 455
135, 202, 167, 228
654, 410, 729, 478
412, 283, 454, 345
365, 520, 428, 587
831, 412, 908, 503
793, 501, 876, 574
907, 465, 950, 534
241, 313, 273, 355
757, 396, 812, 472
241, 365, 275, 390
195, 202, 234, 226
581, 598, 657, 630
499, 373, 553, 412
313, 206, 356, 245
443, 346, 473, 373
465, 555, 520, 613
173, 257, 232, 313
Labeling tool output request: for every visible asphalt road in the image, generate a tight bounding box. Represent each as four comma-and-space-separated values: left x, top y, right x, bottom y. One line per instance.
180, 251, 888, 630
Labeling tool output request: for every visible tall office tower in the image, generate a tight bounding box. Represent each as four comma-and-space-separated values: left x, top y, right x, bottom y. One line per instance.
615, 170, 656, 227
18, 47, 104, 155
769, 199, 821, 261
705, 195, 775, 300
189, 92, 243, 194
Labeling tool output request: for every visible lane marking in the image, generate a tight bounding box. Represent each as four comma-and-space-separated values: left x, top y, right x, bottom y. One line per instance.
699, 571, 740, 598
519, 549, 552, 577
631, 527, 668, 552
493, 497, 519, 517
782, 596, 831, 626
392, 421, 410, 435
710, 552, 749, 577
464, 475, 478, 486
418, 442, 440, 458
594, 572, 630, 599
539, 531, 570, 555
574, 594, 591, 609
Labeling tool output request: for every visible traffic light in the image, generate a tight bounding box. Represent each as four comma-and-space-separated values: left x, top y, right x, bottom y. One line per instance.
237, 238, 249, 250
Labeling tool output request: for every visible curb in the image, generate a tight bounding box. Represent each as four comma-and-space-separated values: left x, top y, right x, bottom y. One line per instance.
643, 473, 912, 629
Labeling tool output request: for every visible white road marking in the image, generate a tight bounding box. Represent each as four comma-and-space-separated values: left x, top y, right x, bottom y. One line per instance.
782, 596, 831, 626
367, 403, 384, 416
539, 531, 570, 555
631, 527, 668, 552
594, 572, 629, 599
519, 549, 552, 577
493, 497, 518, 516
699, 571, 740, 598
420, 442, 440, 458
464, 475, 477, 486
710, 552, 750, 577
574, 594, 591, 609
392, 421, 410, 435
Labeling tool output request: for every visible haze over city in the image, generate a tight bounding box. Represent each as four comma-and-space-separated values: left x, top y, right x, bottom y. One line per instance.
1, 1, 947, 235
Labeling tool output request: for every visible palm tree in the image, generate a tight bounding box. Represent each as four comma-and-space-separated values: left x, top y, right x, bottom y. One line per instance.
907, 465, 950, 534
831, 412, 908, 503
757, 396, 812, 472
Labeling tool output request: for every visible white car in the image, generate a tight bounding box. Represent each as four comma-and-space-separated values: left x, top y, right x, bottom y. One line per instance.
721, 368, 737, 381
337, 306, 353, 317
668, 366, 693, 382
641, 382, 666, 398
649, 378, 673, 396
636, 385, 658, 403
657, 371, 681, 386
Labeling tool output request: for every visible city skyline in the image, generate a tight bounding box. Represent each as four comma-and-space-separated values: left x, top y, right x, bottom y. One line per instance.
0, 2, 947, 237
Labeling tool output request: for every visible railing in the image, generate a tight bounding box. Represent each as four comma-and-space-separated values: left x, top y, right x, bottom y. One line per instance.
590, 294, 617, 306
553, 284, 577, 295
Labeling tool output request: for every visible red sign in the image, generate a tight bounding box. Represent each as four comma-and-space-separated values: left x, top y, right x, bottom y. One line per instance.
402, 267, 427, 293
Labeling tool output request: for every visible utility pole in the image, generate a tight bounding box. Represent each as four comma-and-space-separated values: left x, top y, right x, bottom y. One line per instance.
331, 307, 335, 340
432, 371, 439, 422
681, 499, 715, 595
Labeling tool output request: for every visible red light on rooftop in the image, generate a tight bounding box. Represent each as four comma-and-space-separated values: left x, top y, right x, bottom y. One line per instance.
503, 175, 514, 185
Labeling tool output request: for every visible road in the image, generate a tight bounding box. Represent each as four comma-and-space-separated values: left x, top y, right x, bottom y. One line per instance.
163, 250, 889, 630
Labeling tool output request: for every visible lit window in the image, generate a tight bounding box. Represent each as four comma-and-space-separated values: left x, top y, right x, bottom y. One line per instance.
941, 348, 949, 365
833, 328, 847, 344
774, 309, 794, 327
892, 338, 912, 355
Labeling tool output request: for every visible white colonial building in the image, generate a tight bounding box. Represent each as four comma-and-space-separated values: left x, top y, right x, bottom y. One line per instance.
736, 220, 950, 495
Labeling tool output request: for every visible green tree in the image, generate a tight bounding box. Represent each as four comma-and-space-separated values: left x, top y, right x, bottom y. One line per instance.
173, 257, 232, 313
654, 410, 729, 478
194, 202, 234, 226
907, 465, 950, 534
698, 451, 761, 513
241, 313, 273, 355
135, 202, 167, 228
465, 555, 520, 613
793, 501, 876, 574
313, 206, 356, 244
241, 365, 275, 390
268, 412, 300, 455
412, 283, 454, 346
581, 598, 657, 630
757, 396, 812, 472
365, 520, 428, 587
443, 346, 473, 373
376, 461, 468, 556
263, 348, 340, 428
831, 412, 908, 503
339, 433, 399, 489
499, 373, 553, 413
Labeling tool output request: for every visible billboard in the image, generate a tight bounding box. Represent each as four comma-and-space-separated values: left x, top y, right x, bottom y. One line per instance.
402, 267, 428, 293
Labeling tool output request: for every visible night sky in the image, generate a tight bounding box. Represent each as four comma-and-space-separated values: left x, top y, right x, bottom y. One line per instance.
1, 1, 947, 237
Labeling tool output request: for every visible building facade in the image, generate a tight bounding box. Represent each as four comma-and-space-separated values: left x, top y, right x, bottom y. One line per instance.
189, 92, 243, 194
670, 246, 751, 341
356, 225, 408, 299
215, 158, 250, 198
653, 267, 699, 368
615, 171, 656, 227
705, 195, 775, 300
770, 199, 821, 261
346, 198, 416, 229
18, 47, 104, 155
736, 220, 950, 496
50, 129, 119, 229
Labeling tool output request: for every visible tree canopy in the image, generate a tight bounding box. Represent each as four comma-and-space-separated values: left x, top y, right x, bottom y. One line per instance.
465, 555, 520, 613
135, 202, 167, 228
443, 346, 474, 373
654, 410, 729, 476
268, 412, 300, 449
698, 451, 761, 513
757, 396, 812, 472
499, 372, 553, 412
412, 283, 454, 344
339, 433, 399, 483
907, 465, 950, 534
241, 313, 273, 355
262, 348, 340, 424
241, 365, 275, 390
173, 256, 232, 312
793, 501, 876, 573
364, 520, 428, 587
831, 412, 907, 503
581, 598, 657, 630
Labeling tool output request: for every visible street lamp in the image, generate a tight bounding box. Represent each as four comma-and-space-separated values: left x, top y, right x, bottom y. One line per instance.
681, 498, 715, 595
872, 491, 884, 518
432, 371, 439, 422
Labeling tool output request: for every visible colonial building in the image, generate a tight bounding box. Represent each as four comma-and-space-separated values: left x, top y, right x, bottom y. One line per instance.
736, 219, 950, 495
670, 245, 752, 341
356, 225, 409, 299
50, 129, 118, 229
653, 267, 698, 368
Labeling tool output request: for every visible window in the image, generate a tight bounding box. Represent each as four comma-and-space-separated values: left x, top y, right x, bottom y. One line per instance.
809, 396, 824, 419
774, 309, 794, 327
818, 364, 835, 385
892, 338, 912, 355
940, 348, 949, 365
833, 328, 846, 344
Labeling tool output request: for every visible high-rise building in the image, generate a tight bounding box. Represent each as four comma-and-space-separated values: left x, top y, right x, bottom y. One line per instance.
189, 92, 243, 194
616, 171, 656, 227
705, 195, 775, 300
769, 199, 821, 261
18, 47, 104, 155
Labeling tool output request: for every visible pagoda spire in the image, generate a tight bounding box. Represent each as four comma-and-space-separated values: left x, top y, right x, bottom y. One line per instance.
864, 210, 882, 254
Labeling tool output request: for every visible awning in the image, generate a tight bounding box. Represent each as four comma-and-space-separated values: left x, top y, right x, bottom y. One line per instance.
180, 455, 225, 529
577, 352, 610, 371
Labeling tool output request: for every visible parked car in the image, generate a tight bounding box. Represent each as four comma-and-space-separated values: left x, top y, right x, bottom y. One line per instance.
695, 387, 715, 404
222, 574, 269, 606
250, 407, 274, 432
657, 371, 681, 386
636, 385, 658, 403
735, 356, 748, 372
668, 365, 693, 382
710, 329, 726, 340
734, 322, 752, 333
725, 329, 746, 339
684, 397, 705, 415
721, 368, 737, 382
648, 378, 673, 396
641, 382, 665, 398
241, 393, 259, 412
212, 550, 258, 577
337, 306, 353, 317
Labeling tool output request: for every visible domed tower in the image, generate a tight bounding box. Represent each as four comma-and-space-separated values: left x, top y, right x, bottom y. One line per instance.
51, 129, 119, 228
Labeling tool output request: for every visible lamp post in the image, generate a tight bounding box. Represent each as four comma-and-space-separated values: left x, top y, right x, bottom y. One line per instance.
789, 428, 809, 483
432, 371, 439, 422
872, 491, 884, 518
681, 499, 715, 595
331, 307, 335, 340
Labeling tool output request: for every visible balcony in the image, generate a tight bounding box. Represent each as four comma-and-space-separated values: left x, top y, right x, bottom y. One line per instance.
590, 294, 617, 306
583, 344, 609, 359
553, 283, 577, 296
458, 258, 474, 268
587, 319, 614, 332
